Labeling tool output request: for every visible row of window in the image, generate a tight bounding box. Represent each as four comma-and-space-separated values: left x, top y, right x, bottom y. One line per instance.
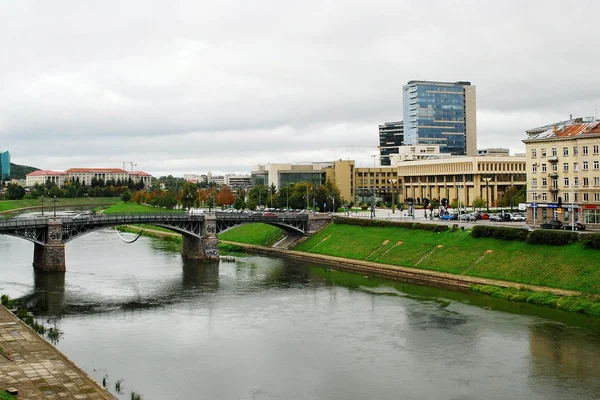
531, 144, 599, 158
531, 177, 600, 188
532, 160, 600, 172
531, 192, 600, 202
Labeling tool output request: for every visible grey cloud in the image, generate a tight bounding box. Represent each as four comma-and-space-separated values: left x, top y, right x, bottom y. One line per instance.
1, 0, 599, 176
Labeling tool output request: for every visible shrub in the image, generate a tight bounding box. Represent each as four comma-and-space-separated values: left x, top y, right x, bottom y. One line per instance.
332, 216, 448, 233
582, 233, 600, 250
471, 225, 529, 241
525, 230, 579, 246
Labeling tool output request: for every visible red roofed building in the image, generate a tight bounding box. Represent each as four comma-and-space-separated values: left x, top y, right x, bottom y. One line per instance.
25, 168, 153, 188
523, 117, 600, 228
26, 170, 69, 187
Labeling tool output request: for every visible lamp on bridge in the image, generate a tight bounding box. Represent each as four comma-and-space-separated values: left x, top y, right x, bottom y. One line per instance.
52, 196, 59, 217
40, 195, 45, 216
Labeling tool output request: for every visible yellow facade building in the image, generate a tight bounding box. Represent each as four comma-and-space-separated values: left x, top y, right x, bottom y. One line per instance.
523, 119, 600, 228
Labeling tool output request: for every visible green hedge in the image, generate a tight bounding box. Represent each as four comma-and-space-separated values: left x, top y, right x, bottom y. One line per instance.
582, 233, 600, 250
525, 230, 580, 246
471, 225, 529, 241
333, 216, 449, 233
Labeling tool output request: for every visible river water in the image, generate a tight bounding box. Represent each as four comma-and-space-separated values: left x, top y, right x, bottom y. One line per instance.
1, 227, 600, 399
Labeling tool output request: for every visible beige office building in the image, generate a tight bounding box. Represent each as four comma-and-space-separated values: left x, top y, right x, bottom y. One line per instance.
523, 119, 600, 228
395, 156, 526, 207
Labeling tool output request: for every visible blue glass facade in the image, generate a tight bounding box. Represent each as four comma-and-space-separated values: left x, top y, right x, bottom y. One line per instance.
403, 81, 473, 155
0, 151, 10, 181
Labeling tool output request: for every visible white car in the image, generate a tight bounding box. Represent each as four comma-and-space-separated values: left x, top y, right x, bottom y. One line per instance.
510, 214, 526, 222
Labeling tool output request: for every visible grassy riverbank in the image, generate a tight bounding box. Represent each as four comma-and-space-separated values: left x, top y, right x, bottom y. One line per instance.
0, 197, 118, 213
293, 223, 600, 294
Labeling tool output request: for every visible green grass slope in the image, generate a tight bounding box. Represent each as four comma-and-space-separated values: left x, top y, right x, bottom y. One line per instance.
219, 223, 285, 247
293, 223, 600, 294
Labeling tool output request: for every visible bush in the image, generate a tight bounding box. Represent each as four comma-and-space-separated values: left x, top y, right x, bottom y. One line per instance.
471, 225, 529, 241
582, 233, 600, 250
525, 230, 579, 246
333, 216, 449, 233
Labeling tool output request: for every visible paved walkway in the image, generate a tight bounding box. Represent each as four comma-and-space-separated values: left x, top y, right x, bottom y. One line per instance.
0, 306, 115, 399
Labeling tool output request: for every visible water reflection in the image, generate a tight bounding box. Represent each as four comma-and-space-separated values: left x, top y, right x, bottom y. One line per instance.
181, 259, 219, 289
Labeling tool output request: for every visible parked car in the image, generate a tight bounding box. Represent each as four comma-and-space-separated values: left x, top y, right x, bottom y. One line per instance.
562, 222, 586, 231
439, 213, 455, 221
488, 213, 503, 222
459, 213, 476, 222
540, 219, 563, 229
510, 213, 526, 222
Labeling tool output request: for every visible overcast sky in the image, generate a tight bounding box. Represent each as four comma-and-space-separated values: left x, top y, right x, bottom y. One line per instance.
1, 0, 599, 177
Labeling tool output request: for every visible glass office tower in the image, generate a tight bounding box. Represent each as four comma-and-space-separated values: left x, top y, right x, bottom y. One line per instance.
378, 121, 404, 166
0, 151, 10, 181
403, 81, 477, 156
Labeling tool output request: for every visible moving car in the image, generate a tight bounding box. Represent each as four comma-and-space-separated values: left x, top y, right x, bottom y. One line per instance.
562, 222, 586, 231
540, 219, 563, 229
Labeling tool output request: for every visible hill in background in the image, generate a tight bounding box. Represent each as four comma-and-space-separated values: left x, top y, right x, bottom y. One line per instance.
10, 163, 39, 180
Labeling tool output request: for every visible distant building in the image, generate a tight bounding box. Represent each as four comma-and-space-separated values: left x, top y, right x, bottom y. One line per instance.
251, 163, 332, 189
25, 170, 69, 188
378, 121, 404, 166
389, 144, 450, 164
224, 174, 251, 188
403, 80, 477, 156
478, 148, 510, 156
0, 151, 10, 181
25, 167, 152, 188
523, 117, 600, 228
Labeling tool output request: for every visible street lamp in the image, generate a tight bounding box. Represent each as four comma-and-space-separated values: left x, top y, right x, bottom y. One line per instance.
40, 195, 45, 216
286, 185, 289, 211
52, 195, 59, 217
388, 178, 398, 213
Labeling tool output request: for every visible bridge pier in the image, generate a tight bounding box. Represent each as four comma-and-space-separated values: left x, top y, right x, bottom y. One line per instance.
181, 214, 219, 260
33, 219, 66, 272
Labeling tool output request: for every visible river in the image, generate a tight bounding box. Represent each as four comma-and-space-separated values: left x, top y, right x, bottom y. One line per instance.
1, 226, 600, 399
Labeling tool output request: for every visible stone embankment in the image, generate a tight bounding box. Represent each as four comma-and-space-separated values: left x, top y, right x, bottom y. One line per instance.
0, 305, 116, 399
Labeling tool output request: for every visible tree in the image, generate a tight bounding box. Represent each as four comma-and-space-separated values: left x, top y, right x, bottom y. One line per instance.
180, 182, 198, 210
216, 186, 235, 207
233, 196, 245, 210
472, 196, 486, 210
6, 183, 25, 200
121, 189, 132, 202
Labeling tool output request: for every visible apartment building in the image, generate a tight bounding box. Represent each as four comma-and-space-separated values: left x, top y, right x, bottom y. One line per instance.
523, 119, 600, 227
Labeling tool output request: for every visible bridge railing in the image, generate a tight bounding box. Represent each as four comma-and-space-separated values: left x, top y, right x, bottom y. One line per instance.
0, 217, 53, 230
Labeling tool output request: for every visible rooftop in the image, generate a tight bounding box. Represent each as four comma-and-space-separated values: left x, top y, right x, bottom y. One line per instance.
26, 170, 68, 176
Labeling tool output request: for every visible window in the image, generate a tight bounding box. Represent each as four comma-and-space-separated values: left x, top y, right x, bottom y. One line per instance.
564, 177, 569, 187
532, 178, 538, 188
551, 148, 557, 156
583, 161, 589, 170
574, 177, 579, 186
594, 161, 599, 170
573, 146, 578, 155
541, 148, 547, 157
563, 163, 569, 172
541, 193, 546, 201
542, 163, 547, 172
583, 146, 589, 155
595, 193, 600, 202
583, 193, 589, 202
594, 145, 599, 155
564, 193, 570, 202
532, 164, 538, 172
574, 162, 578, 171
575, 193, 579, 201
563, 147, 569, 156
542, 178, 547, 187
595, 177, 600, 186
583, 177, 589, 186
531, 149, 537, 157
552, 163, 558, 171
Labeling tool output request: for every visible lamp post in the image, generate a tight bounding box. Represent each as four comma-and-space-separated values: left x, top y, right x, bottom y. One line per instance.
52, 195, 59, 217
286, 185, 289, 211
40, 195, 45, 216
258, 188, 261, 210
482, 176, 493, 213
388, 178, 398, 213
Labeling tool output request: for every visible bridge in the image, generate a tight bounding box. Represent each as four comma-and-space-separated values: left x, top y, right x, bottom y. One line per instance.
0, 212, 331, 272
